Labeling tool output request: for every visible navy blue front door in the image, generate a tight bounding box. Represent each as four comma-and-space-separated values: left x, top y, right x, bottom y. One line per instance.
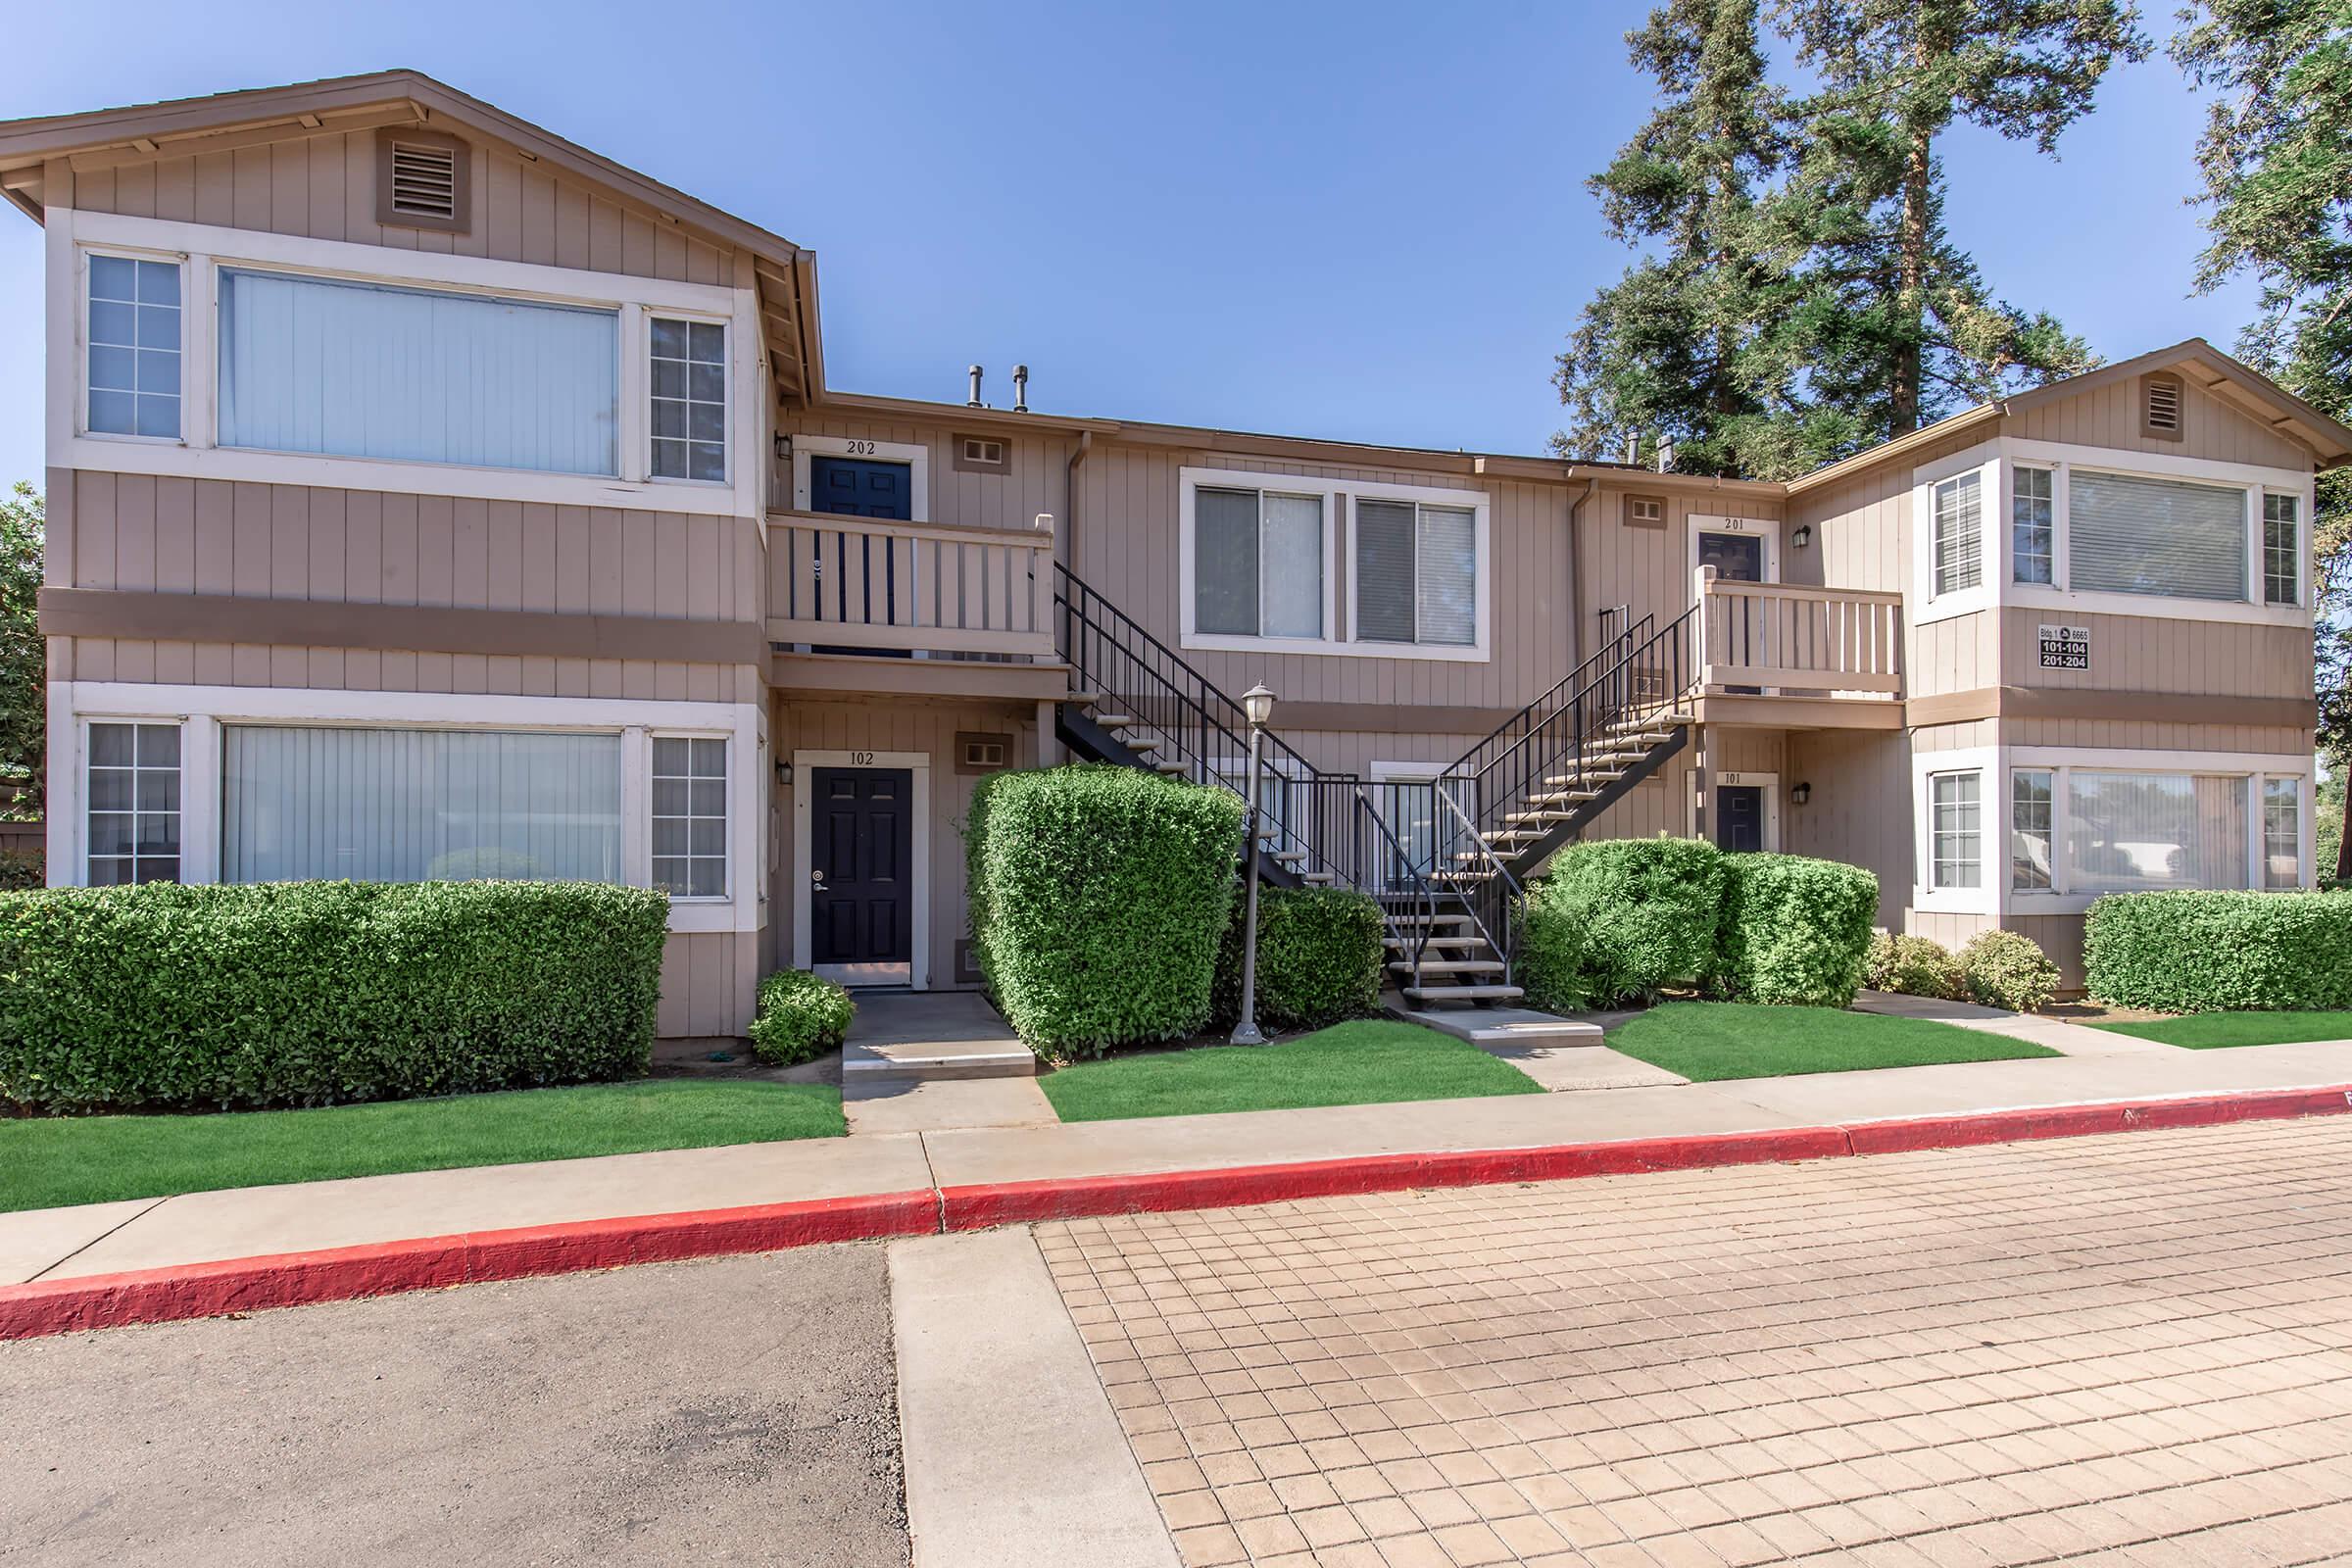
1716, 785, 1765, 854
811, 767, 914, 968
808, 456, 913, 520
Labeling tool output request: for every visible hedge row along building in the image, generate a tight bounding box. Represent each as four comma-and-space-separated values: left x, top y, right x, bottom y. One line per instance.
5, 72, 2341, 1035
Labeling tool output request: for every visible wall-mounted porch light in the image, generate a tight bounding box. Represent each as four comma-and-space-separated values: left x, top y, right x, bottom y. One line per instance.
1789, 523, 1813, 550
1790, 780, 1812, 806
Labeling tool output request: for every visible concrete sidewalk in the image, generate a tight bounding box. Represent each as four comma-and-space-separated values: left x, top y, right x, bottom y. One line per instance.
7, 1037, 2350, 1299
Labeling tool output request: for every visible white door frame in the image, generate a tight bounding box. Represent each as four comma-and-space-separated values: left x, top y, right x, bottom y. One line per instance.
792, 748, 931, 989
1689, 767, 1782, 852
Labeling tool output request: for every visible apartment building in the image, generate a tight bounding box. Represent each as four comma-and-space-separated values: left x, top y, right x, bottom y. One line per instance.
4, 72, 2337, 1033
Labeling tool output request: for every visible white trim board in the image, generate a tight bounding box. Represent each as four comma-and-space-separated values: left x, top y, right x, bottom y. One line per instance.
788, 434, 933, 523
51, 681, 764, 934
789, 749, 933, 991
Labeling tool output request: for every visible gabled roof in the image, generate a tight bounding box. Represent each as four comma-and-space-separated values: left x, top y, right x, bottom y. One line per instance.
1788, 339, 2352, 493
0, 71, 824, 404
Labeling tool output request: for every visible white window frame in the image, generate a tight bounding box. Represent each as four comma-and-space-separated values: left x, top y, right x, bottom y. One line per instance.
1910, 745, 1999, 914
1176, 466, 1491, 661
788, 748, 933, 991
80, 716, 186, 885
1348, 494, 1488, 655
77, 243, 188, 447
787, 433, 931, 522
48, 211, 763, 519
46, 682, 765, 935
2261, 491, 2302, 608
1911, 438, 2314, 628
645, 310, 733, 490
648, 729, 734, 903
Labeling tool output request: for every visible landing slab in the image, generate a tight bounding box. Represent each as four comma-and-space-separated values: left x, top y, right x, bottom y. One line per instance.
842, 990, 1036, 1080
1391, 1003, 1604, 1048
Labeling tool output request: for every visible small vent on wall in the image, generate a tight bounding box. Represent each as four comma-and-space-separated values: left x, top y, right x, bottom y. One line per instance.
375, 127, 471, 235
1625, 494, 1666, 529
956, 732, 1012, 773
2143, 372, 2184, 440
953, 433, 1010, 474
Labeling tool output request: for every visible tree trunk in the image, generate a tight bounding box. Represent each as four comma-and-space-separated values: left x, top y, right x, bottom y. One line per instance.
1891, 123, 1931, 435
2336, 785, 2351, 885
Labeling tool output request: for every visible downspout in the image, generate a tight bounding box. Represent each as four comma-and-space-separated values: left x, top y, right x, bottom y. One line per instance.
1566, 472, 1599, 672
1062, 431, 1094, 579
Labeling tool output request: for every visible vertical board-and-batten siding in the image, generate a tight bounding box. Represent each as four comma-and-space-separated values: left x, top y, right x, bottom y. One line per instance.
2000, 610, 2310, 701
2007, 375, 2314, 471
59, 126, 736, 284
660, 931, 760, 1040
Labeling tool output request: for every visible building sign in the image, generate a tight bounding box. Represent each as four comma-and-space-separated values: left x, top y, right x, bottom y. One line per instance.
2037, 623, 2090, 671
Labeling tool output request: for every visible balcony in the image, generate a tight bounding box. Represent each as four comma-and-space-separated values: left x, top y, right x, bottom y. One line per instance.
1691, 568, 1904, 727
765, 511, 1068, 699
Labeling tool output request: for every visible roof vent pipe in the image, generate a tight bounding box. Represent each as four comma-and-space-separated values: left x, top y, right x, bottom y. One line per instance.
967, 365, 984, 408
1012, 364, 1029, 414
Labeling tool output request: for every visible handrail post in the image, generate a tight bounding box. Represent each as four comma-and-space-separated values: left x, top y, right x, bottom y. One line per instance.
1692, 564, 1716, 694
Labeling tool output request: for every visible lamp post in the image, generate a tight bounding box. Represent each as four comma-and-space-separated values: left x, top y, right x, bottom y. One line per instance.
1230, 683, 1277, 1047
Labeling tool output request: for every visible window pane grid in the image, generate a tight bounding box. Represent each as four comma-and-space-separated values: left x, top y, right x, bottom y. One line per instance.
651, 318, 726, 482
87, 721, 181, 885
2264, 778, 2301, 889
1930, 770, 1982, 889
1193, 487, 1323, 639
2013, 467, 2053, 585
2011, 769, 2052, 891
87, 256, 180, 439
2264, 494, 2299, 606
1934, 473, 1983, 595
652, 736, 727, 898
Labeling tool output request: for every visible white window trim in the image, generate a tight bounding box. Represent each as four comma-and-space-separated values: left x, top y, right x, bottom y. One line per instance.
47, 682, 764, 934
77, 715, 188, 885
2004, 745, 2315, 914
50, 208, 762, 519
1912, 437, 2315, 628
648, 728, 735, 904
76, 242, 190, 448
1684, 768, 1783, 853
644, 309, 735, 491
1176, 466, 1492, 661
787, 433, 931, 522
788, 749, 932, 991
1909, 745, 1999, 915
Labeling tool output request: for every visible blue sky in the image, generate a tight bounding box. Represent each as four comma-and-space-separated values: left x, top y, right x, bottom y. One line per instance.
0, 0, 2255, 487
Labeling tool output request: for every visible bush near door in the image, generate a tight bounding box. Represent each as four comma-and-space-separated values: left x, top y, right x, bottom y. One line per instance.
749, 969, 856, 1066
1711, 854, 1879, 1007
1518, 837, 1725, 1010
1863, 932, 1963, 1001
0, 880, 669, 1112
965, 764, 1244, 1056
1213, 884, 1384, 1033
2085, 891, 2352, 1012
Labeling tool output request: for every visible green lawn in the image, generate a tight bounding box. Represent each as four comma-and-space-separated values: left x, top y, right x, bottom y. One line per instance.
1040, 1019, 1544, 1123
1606, 1001, 2062, 1082
2092, 1011, 2352, 1050
1, 1079, 845, 1214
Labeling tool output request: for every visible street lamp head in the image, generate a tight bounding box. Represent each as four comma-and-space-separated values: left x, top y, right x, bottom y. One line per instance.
1242, 684, 1277, 727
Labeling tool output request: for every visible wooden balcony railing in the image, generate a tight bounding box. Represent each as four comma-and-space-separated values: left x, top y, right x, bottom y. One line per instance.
767, 511, 1057, 658
1694, 567, 1903, 697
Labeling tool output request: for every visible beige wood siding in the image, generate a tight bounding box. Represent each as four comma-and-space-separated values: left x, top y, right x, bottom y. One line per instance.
2008, 914, 2088, 991
2001, 717, 2308, 754
770, 698, 1042, 993
2002, 377, 2314, 470
659, 930, 760, 1039
61, 127, 737, 283
52, 636, 757, 702
1999, 609, 2309, 701
1784, 729, 1912, 928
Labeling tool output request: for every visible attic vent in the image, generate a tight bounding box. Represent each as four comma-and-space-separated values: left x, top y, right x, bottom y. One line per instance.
374, 128, 471, 235
2143, 372, 2184, 441
1625, 494, 1666, 529
956, 732, 1012, 773
953, 433, 1010, 474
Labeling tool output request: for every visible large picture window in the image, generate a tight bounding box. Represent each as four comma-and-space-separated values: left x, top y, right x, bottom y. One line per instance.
2067, 470, 2246, 602
1194, 486, 1323, 640
221, 726, 623, 884
2064, 771, 2248, 894
1356, 500, 1477, 647
218, 269, 619, 476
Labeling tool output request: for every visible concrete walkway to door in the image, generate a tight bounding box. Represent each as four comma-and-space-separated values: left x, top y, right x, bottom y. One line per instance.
841, 991, 1058, 1136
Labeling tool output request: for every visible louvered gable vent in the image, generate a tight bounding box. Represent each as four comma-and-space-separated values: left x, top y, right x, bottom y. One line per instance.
2143, 372, 2184, 440
374, 128, 471, 234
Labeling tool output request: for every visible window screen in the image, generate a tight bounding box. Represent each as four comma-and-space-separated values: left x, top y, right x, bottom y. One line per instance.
1932, 472, 1983, 596
1192, 487, 1321, 639
2069, 471, 2246, 602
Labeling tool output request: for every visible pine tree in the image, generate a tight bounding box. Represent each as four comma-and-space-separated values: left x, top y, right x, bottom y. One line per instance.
1771, 0, 2145, 435
2175, 0, 2352, 878
1553, 0, 1836, 479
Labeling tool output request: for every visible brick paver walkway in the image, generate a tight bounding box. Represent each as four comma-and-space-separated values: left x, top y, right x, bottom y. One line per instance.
1040, 1117, 2352, 1567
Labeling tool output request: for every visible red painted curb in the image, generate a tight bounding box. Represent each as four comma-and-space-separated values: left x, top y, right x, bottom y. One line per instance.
1842, 1084, 2352, 1155
0, 1188, 939, 1343
940, 1125, 1856, 1230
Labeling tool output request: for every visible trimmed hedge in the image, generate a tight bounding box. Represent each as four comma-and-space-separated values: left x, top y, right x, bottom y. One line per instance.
966, 764, 1244, 1056
1959, 929, 2061, 1013
1864, 931, 1962, 1001
0, 880, 669, 1112
748, 969, 855, 1066
1214, 885, 1385, 1033
2084, 891, 2352, 1012
1712, 854, 1879, 1006
1519, 837, 1725, 1010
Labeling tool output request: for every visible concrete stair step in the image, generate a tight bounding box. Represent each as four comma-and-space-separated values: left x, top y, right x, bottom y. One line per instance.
1400, 983, 1526, 1004
1382, 934, 1484, 950
1388, 958, 1507, 976
842, 1039, 1038, 1083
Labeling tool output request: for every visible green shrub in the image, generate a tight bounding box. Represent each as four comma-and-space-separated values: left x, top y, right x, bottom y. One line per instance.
0, 880, 669, 1112
1863, 931, 1962, 1000
1958, 929, 2061, 1013
1214, 885, 1384, 1033
2084, 891, 2352, 1012
1518, 837, 1724, 1009
966, 764, 1244, 1056
748, 969, 854, 1066
1711, 854, 1879, 1006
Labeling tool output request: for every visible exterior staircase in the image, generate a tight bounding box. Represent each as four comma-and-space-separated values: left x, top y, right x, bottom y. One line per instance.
1050, 564, 1698, 1010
